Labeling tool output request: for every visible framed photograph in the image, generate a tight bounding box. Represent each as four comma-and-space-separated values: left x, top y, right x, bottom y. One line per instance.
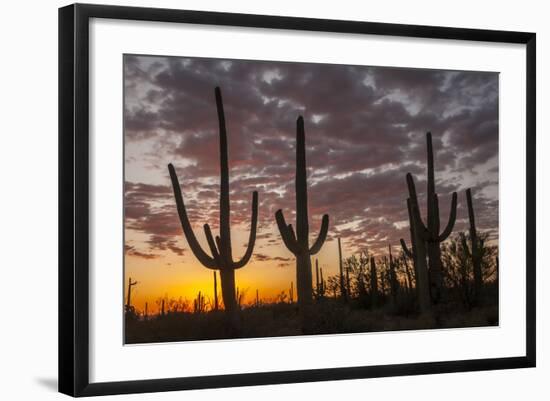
59, 3, 536, 397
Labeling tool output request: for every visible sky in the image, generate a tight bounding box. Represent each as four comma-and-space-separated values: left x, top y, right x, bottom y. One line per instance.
124, 54, 499, 312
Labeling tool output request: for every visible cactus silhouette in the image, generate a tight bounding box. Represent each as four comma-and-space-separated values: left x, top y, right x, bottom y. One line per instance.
401, 253, 414, 294
315, 259, 320, 298
168, 87, 259, 331
465, 188, 483, 303
369, 257, 378, 308
125, 277, 138, 312
407, 132, 457, 304
275, 116, 329, 327
315, 259, 325, 299
193, 291, 205, 314
213, 271, 219, 311
338, 237, 348, 302
404, 186, 431, 313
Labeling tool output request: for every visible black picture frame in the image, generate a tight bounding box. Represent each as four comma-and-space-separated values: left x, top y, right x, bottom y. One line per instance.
59, 3, 536, 397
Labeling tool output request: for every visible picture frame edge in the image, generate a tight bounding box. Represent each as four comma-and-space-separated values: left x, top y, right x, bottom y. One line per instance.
58, 3, 537, 397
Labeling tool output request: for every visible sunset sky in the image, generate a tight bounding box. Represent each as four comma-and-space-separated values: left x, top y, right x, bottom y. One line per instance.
124, 54, 499, 312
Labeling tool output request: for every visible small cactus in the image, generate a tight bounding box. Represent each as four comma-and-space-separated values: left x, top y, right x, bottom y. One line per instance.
193, 291, 205, 314
315, 259, 325, 299
388, 245, 400, 298
125, 277, 138, 313
338, 238, 348, 302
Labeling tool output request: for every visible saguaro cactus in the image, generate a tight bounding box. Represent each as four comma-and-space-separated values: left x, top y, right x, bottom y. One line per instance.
407, 132, 457, 304
466, 188, 483, 303
126, 277, 138, 312
168, 87, 258, 330
275, 116, 329, 323
338, 237, 348, 302
194, 291, 205, 314
315, 259, 325, 299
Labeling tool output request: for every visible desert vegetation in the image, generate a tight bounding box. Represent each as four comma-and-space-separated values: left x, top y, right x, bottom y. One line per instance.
125, 87, 499, 344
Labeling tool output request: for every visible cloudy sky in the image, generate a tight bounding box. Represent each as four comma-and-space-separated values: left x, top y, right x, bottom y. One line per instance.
124, 54, 499, 311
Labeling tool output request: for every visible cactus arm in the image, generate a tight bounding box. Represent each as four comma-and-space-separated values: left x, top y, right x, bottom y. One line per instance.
233, 191, 259, 269
309, 214, 329, 255
405, 198, 418, 256
406, 173, 431, 233
287, 224, 297, 243
406, 173, 419, 206
215, 235, 223, 257
400, 238, 413, 258
168, 163, 217, 269
407, 174, 430, 238
275, 209, 300, 255
203, 224, 222, 267
410, 200, 430, 241
436, 192, 457, 242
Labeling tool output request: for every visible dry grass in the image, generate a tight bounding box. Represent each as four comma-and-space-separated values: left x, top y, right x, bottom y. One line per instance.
125, 296, 498, 344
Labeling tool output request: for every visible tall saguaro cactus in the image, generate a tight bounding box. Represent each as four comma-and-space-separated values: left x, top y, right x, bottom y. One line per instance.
168, 87, 259, 330
275, 116, 330, 325
466, 188, 483, 303
407, 132, 457, 304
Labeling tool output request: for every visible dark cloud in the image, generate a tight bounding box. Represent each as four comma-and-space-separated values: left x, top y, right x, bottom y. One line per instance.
124, 55, 499, 257
125, 244, 160, 260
